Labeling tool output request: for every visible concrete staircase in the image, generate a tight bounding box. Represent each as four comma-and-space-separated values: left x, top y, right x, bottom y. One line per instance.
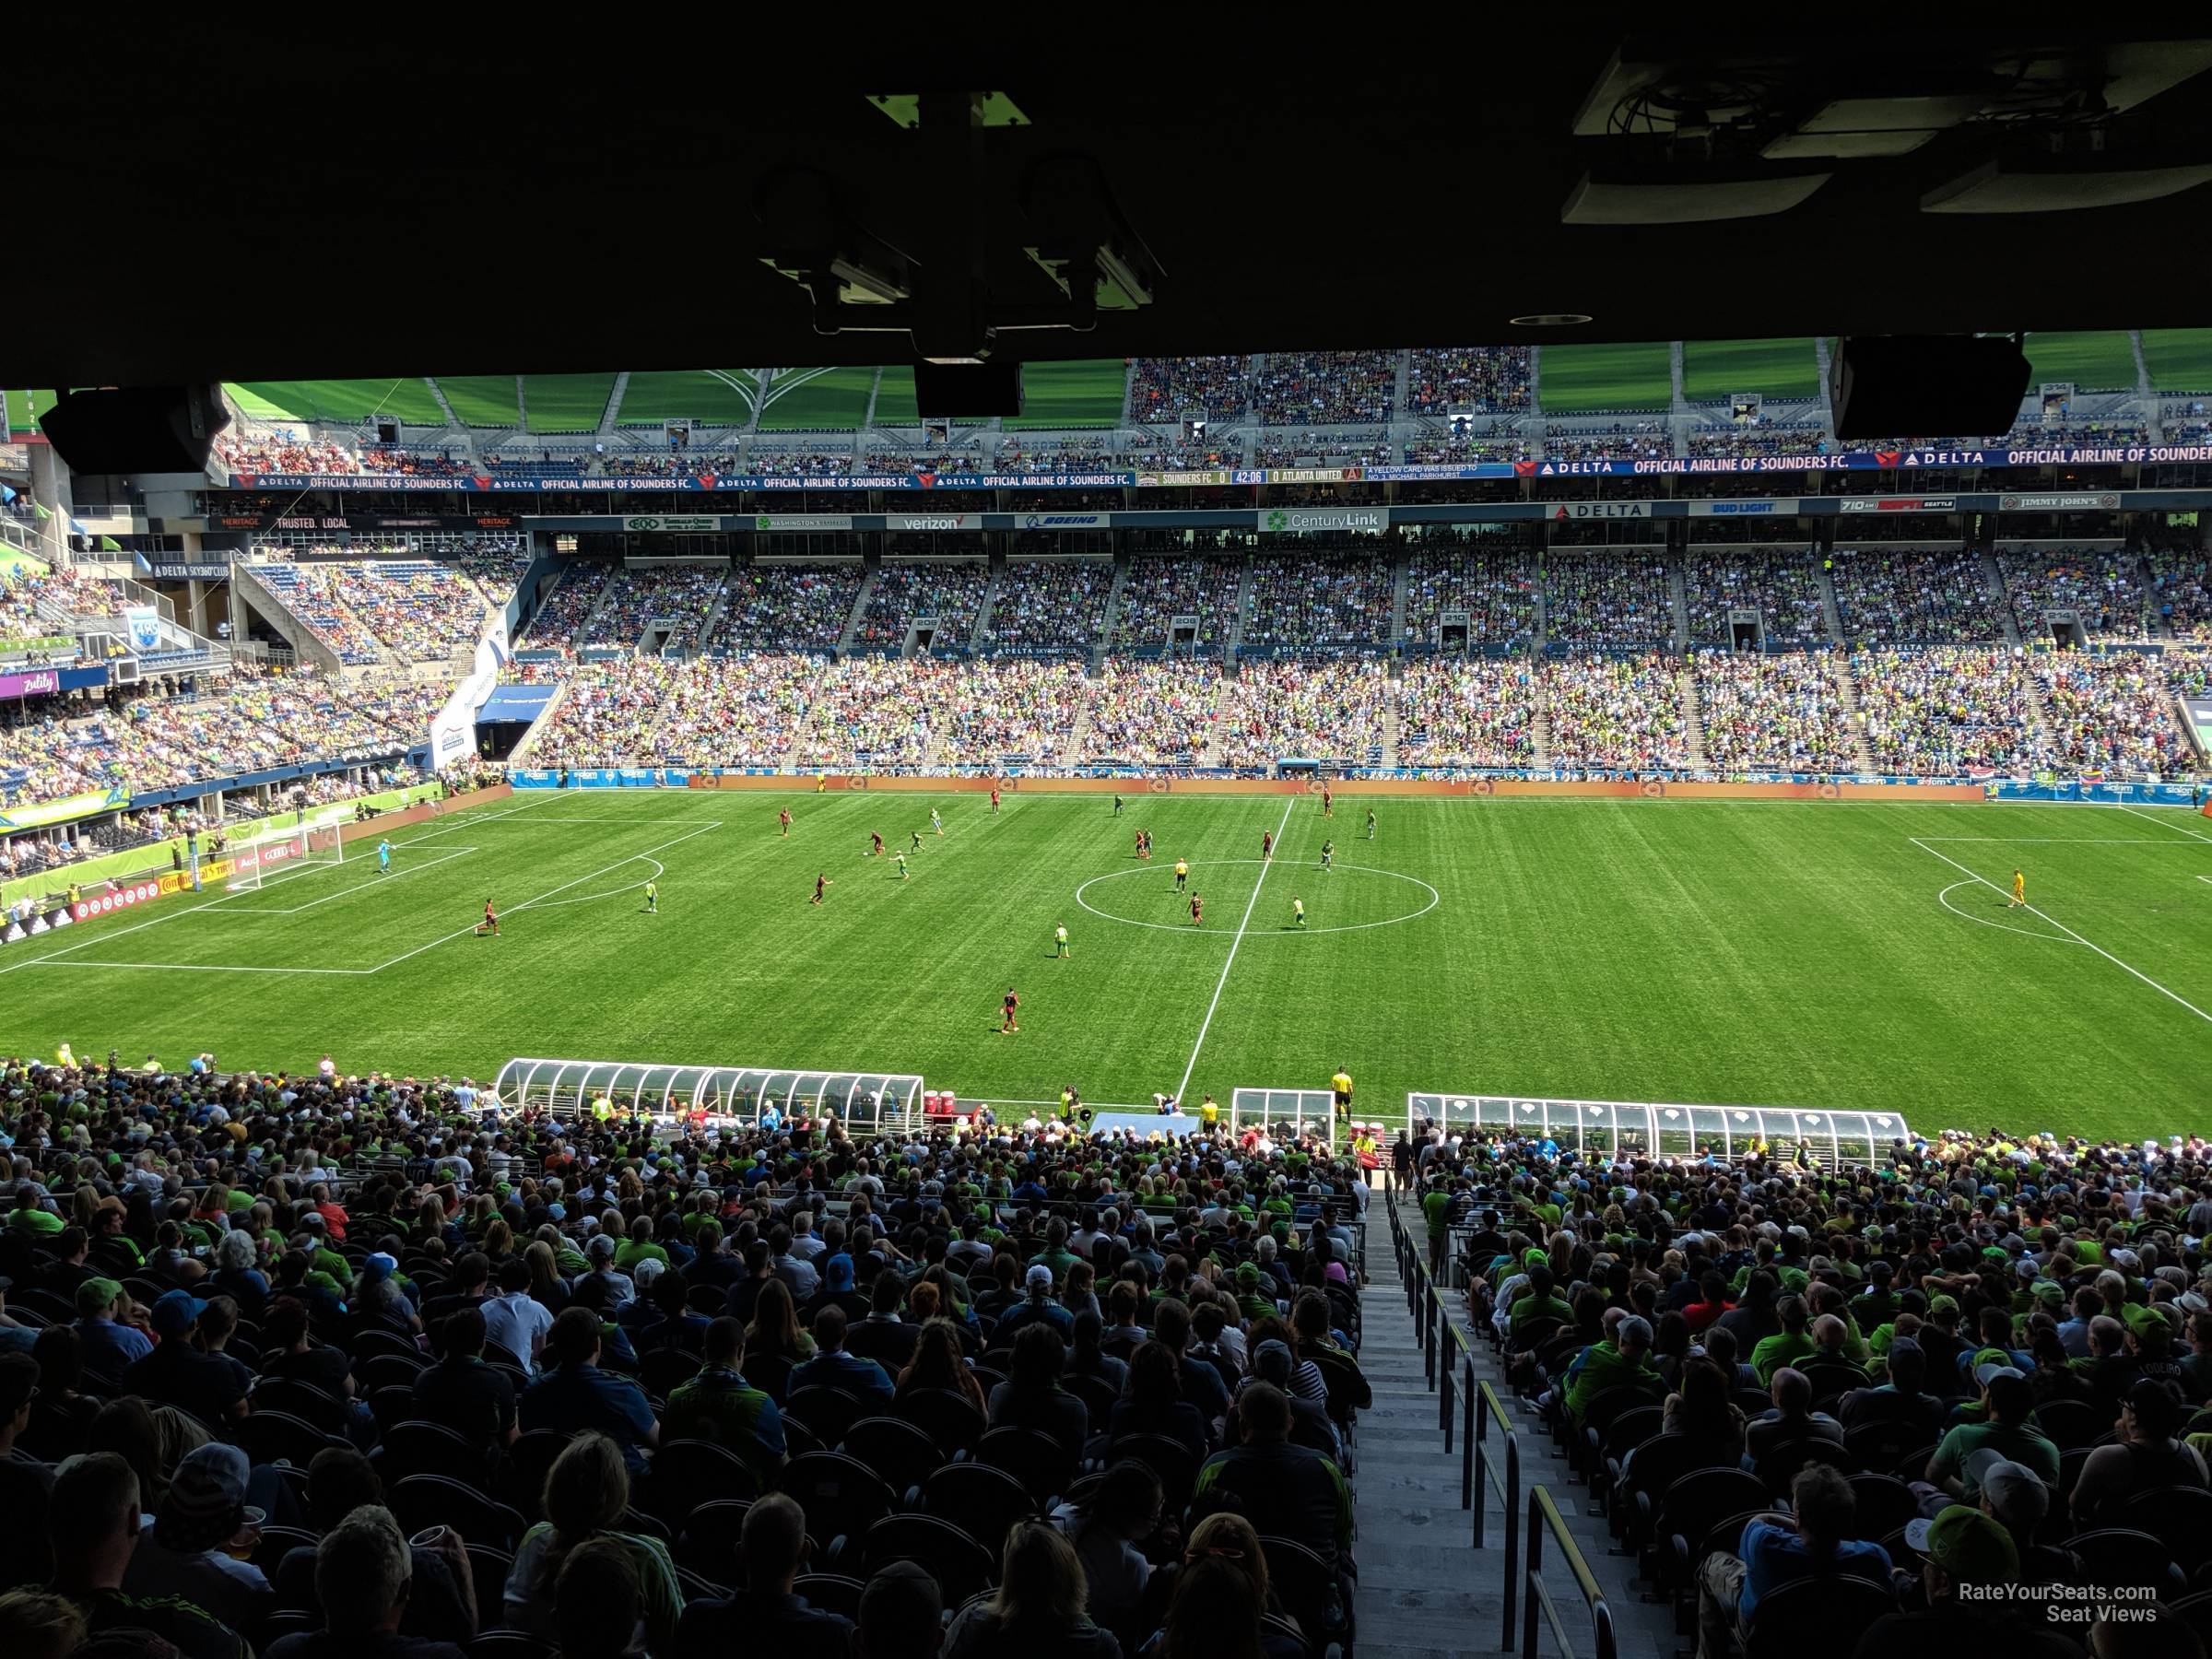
836, 570, 878, 657
1682, 666, 1712, 771
1668, 340, 1692, 455
969, 564, 1004, 653
1389, 552, 1411, 648
1830, 655, 1878, 775
425, 378, 464, 429
1980, 549, 2024, 648
1229, 561, 1258, 653
599, 371, 630, 434
1667, 559, 1691, 653
1095, 559, 1131, 672
1356, 1194, 1677, 1659
1815, 559, 1847, 647
2131, 329, 2153, 400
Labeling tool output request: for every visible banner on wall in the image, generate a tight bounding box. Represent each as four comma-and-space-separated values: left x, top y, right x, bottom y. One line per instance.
1258, 507, 1387, 535
0, 784, 128, 830
123, 606, 162, 652
753, 513, 853, 532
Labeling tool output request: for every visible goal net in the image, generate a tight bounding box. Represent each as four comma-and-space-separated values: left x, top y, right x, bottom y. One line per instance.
222, 812, 345, 892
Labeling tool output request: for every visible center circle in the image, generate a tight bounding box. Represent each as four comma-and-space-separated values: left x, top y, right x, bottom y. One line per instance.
1074, 859, 1440, 936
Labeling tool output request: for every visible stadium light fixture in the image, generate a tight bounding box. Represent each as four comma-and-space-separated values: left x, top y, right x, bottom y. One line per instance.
1921, 156, 2212, 213
1508, 312, 1594, 327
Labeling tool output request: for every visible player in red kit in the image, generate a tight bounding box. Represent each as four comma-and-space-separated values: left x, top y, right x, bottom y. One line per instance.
989, 786, 1001, 814
476, 899, 499, 936
811, 873, 832, 905
1262, 830, 1274, 860
779, 806, 791, 838
999, 985, 1020, 1034
1190, 892, 1204, 925
1323, 787, 1333, 818
868, 831, 884, 857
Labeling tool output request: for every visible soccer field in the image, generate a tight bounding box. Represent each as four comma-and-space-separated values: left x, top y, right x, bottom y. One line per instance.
2, 790, 2206, 1139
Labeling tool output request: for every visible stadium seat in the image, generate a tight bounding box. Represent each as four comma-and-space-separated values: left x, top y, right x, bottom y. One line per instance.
2060, 1527, 2186, 1602
784, 1385, 867, 1449
381, 1419, 490, 1489
232, 1410, 344, 1467
1844, 1474, 1920, 1542
2115, 1486, 2212, 1573
841, 1417, 942, 1503
675, 1500, 754, 1581
390, 1475, 525, 1550
861, 1513, 996, 1603
1739, 1574, 1897, 1659
791, 1574, 868, 1624
976, 1426, 1077, 1504
2030, 1398, 2105, 1452
922, 1461, 1037, 1555
893, 1387, 988, 1459
641, 1439, 760, 1524
777, 1452, 893, 1561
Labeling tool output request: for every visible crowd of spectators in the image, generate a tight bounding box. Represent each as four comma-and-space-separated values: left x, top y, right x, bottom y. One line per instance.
1128, 356, 1248, 421
1685, 553, 1830, 650
2006, 417, 2149, 447
1996, 549, 2149, 641
0, 1055, 1371, 1659
1693, 651, 1860, 772
1214, 656, 1390, 767
521, 562, 616, 651
243, 563, 386, 666
1, 563, 85, 654
1405, 347, 1534, 415
935, 659, 1096, 769
1252, 432, 1391, 468
794, 657, 953, 768
312, 562, 490, 664
1113, 558, 1241, 653
2145, 550, 2212, 641
1829, 551, 2001, 647
862, 448, 984, 479
1250, 353, 1395, 427
1241, 553, 1394, 650
1125, 436, 1246, 472
982, 562, 1114, 654
1085, 659, 1223, 765
1395, 657, 1536, 769
1402, 434, 1530, 465
584, 566, 726, 653
1853, 648, 2041, 775
1540, 421, 1669, 463
528, 658, 683, 769
641, 655, 824, 769
854, 564, 992, 651
715, 565, 865, 653
1683, 425, 1830, 460
1545, 653, 1689, 771
1543, 558, 1677, 652
1436, 1117, 2212, 1659
2031, 652, 2186, 776
1402, 546, 1538, 651
993, 440, 1118, 475
215, 435, 367, 477
746, 450, 854, 478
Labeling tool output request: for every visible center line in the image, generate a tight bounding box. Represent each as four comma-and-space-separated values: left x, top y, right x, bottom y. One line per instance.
1175, 797, 1296, 1105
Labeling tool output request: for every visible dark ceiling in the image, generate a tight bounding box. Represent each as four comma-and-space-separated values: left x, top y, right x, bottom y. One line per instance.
9, 26, 2211, 388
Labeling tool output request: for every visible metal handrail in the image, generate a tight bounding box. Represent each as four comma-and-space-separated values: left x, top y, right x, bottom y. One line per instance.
1476, 1379, 1522, 1653
1522, 1485, 1617, 1659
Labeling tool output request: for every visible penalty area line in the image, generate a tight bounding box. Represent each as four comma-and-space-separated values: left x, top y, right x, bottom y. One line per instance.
2113, 803, 2212, 844
1910, 837, 2212, 1028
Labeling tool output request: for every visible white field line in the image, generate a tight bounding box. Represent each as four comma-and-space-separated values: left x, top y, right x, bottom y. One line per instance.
2113, 802, 2212, 844
1174, 798, 1295, 1105
207, 846, 482, 915
1916, 837, 2184, 844
359, 820, 725, 974
1911, 837, 2212, 1027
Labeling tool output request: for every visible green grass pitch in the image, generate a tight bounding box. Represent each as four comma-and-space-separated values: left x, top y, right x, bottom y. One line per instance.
1537, 342, 1674, 413
3, 792, 2205, 1140
1681, 339, 1818, 402
226, 379, 448, 426
2143, 328, 2212, 394
2020, 331, 2137, 393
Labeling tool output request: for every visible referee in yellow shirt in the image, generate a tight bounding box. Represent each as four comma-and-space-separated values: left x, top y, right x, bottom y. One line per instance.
1330, 1066, 1353, 1129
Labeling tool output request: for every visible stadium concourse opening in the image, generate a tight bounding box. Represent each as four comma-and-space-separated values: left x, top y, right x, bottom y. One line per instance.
1407, 1091, 1912, 1166
491, 1056, 924, 1135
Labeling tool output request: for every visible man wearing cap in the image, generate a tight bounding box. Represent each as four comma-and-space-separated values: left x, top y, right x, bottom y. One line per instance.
1847, 1504, 2077, 1659
1975, 1457, 2077, 1585
72, 1278, 152, 1376
1921, 1365, 2058, 1512
45, 1451, 248, 1659
2068, 1375, 2208, 1528
995, 1265, 1076, 1342
1837, 1337, 1947, 1452
123, 1290, 250, 1427
121, 1441, 271, 1631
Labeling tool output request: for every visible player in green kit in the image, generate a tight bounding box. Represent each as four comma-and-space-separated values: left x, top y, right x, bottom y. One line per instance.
1320, 840, 1335, 873
1291, 896, 1306, 928
1054, 922, 1070, 959
895, 852, 910, 880
644, 879, 659, 912
1365, 806, 1376, 841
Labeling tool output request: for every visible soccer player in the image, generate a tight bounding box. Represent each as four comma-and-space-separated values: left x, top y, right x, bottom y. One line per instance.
1000, 986, 1020, 1034
644, 878, 659, 912
869, 831, 884, 858
816, 773, 828, 794
1114, 794, 1124, 817
930, 808, 943, 836
811, 873, 832, 906
912, 830, 923, 853
1189, 892, 1204, 926
1173, 858, 1190, 892
895, 851, 910, 879
376, 839, 392, 875
1323, 786, 1333, 818
779, 806, 792, 838
990, 786, 1001, 814
2010, 867, 2027, 909
1291, 896, 1306, 928
1320, 839, 1335, 872
1054, 922, 1070, 959
1262, 830, 1274, 860
1365, 806, 1376, 841
1330, 1065, 1353, 1124
477, 898, 500, 936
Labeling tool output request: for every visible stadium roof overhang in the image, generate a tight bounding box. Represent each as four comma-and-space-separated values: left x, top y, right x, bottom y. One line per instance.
11, 26, 2212, 386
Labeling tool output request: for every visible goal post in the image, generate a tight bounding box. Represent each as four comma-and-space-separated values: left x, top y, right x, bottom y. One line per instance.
221, 813, 345, 892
